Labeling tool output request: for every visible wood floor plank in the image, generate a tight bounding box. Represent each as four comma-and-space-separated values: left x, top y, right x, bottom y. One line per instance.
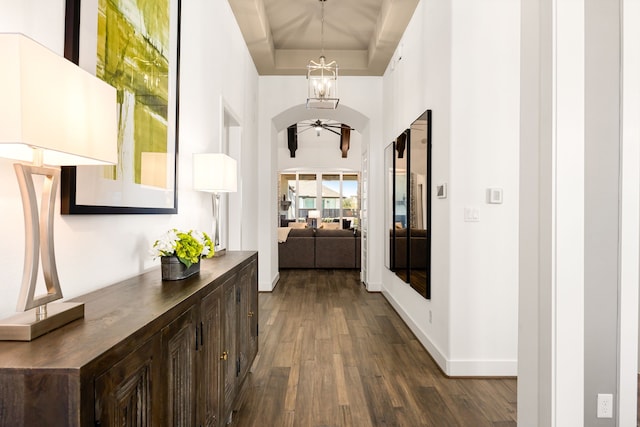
343, 366, 375, 427
446, 394, 495, 427
293, 359, 316, 427
284, 361, 300, 412
283, 325, 304, 412
231, 269, 518, 427
333, 354, 350, 406
333, 307, 350, 335
243, 366, 290, 427
415, 386, 459, 427
338, 405, 354, 427
337, 333, 357, 368
458, 379, 517, 423
361, 372, 400, 425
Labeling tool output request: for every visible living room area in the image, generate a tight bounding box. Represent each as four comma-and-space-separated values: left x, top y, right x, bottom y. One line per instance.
277, 173, 361, 270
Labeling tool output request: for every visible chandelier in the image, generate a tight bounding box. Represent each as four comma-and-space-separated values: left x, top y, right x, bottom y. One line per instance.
306, 0, 339, 109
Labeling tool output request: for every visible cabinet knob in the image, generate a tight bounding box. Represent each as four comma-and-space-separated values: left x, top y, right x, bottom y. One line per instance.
248, 311, 254, 317
220, 351, 228, 361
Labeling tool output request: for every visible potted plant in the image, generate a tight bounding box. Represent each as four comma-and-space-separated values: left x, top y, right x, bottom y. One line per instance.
151, 229, 214, 280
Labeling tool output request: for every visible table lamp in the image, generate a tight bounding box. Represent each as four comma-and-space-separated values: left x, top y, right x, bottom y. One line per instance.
0, 34, 117, 341
192, 153, 238, 256
308, 210, 321, 228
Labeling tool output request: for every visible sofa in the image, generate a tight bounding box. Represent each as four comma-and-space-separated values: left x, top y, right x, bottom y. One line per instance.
278, 228, 316, 268
278, 227, 361, 269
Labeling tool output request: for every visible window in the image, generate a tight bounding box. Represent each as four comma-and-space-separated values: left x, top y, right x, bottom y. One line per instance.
278, 172, 360, 229
278, 173, 296, 225
342, 173, 359, 229
321, 174, 340, 223
298, 174, 317, 224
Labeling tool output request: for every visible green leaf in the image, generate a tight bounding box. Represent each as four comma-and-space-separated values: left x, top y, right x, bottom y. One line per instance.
178, 256, 193, 268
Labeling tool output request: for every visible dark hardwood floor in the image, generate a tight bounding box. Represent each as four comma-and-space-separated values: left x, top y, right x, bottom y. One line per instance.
231, 269, 517, 427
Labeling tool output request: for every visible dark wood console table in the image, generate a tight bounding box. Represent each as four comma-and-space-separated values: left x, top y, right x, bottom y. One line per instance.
0, 251, 258, 427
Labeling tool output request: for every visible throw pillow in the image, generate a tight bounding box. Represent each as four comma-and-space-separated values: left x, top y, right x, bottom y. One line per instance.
321, 222, 340, 230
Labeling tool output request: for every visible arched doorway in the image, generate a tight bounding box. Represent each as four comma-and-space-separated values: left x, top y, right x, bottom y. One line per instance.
269, 103, 371, 287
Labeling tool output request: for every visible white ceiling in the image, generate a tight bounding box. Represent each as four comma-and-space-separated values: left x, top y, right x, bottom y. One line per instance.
227, 0, 420, 76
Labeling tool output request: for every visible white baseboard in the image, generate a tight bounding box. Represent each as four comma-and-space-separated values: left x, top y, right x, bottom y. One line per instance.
382, 290, 517, 377
445, 359, 517, 377
258, 272, 279, 292
365, 280, 382, 292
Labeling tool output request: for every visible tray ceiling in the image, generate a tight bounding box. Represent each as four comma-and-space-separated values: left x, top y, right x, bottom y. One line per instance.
227, 0, 420, 76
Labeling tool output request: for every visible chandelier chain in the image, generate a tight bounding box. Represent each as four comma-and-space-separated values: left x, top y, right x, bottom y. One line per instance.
306, 0, 338, 109
320, 0, 325, 56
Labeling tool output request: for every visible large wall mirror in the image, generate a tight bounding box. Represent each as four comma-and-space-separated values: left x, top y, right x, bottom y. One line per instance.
385, 110, 432, 299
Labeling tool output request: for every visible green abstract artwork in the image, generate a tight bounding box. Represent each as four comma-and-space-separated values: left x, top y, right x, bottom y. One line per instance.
97, 0, 171, 187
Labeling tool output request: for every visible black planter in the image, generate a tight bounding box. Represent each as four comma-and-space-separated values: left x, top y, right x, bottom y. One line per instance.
161, 256, 200, 280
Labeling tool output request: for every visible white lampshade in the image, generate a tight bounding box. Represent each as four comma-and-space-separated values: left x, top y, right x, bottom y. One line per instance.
0, 34, 118, 341
193, 153, 237, 193
0, 33, 117, 165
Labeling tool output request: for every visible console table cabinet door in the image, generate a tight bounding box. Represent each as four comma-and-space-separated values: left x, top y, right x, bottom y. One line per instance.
162, 306, 198, 427
248, 260, 259, 370
222, 276, 238, 422
94, 335, 161, 427
199, 285, 224, 427
238, 260, 258, 381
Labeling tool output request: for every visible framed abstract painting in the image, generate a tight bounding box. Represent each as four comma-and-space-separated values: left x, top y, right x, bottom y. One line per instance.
62, 0, 181, 214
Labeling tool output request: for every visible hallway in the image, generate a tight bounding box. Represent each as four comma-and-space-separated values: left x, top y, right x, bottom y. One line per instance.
231, 269, 517, 426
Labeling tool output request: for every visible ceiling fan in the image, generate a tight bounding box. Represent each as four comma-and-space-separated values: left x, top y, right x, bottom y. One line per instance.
297, 119, 353, 137
287, 119, 354, 158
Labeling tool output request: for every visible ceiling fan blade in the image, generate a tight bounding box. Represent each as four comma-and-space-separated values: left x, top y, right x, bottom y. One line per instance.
324, 127, 342, 136
324, 123, 355, 131
297, 126, 315, 135
292, 120, 354, 137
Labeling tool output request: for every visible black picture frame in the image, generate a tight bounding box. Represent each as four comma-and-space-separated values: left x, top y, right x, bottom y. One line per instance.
61, 0, 181, 214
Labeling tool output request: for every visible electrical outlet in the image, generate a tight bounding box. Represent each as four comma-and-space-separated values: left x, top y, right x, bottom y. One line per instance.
597, 393, 613, 418
429, 310, 432, 324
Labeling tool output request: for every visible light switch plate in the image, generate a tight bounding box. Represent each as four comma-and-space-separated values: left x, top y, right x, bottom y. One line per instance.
464, 207, 480, 222
487, 188, 503, 204
436, 183, 447, 199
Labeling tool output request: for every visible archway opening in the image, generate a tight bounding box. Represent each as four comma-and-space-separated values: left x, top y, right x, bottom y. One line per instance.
271, 103, 371, 283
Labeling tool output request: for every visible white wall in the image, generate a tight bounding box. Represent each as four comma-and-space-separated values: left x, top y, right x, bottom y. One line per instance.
519, 1, 587, 422
621, 1, 640, 424
518, 0, 546, 422
380, 0, 452, 371
519, 0, 639, 424
584, 1, 620, 424
381, 0, 520, 376
0, 0, 259, 318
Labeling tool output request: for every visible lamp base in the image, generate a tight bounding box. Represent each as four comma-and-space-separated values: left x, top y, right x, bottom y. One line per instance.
213, 248, 227, 257
0, 302, 84, 341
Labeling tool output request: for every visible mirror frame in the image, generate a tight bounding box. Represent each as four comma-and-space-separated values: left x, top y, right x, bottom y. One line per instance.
385, 110, 432, 299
